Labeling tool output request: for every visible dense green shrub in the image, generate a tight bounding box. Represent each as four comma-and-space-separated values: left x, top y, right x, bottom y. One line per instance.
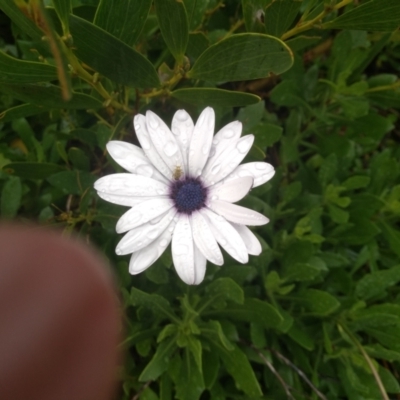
1, 0, 400, 399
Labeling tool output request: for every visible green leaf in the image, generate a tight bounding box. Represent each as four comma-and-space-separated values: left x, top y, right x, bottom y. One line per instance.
188, 33, 293, 82
52, 0, 71, 33
207, 298, 283, 328
0, 83, 102, 109
139, 336, 177, 382
139, 387, 159, 400
211, 342, 263, 397
187, 336, 202, 373
366, 325, 400, 353
0, 0, 42, 40
287, 322, 315, 351
68, 147, 90, 171
252, 123, 282, 148
200, 320, 234, 351
204, 277, 244, 305
171, 88, 260, 107
3, 162, 64, 179
169, 352, 205, 400
202, 349, 220, 389
284, 262, 321, 282
365, 344, 400, 362
342, 175, 370, 190
1, 177, 22, 218
0, 104, 47, 122
351, 304, 400, 329
0, 51, 58, 84
299, 289, 340, 316
154, 0, 189, 61
264, 0, 302, 38
356, 265, 400, 300
94, 0, 151, 45
324, 0, 400, 31
69, 15, 160, 88
131, 287, 179, 321
47, 170, 96, 195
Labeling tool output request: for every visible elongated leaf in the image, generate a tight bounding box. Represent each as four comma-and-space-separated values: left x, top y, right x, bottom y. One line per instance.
205, 277, 244, 305
3, 162, 64, 180
0, 104, 47, 122
188, 33, 293, 82
155, 0, 189, 61
206, 298, 283, 328
139, 336, 177, 382
0, 0, 42, 40
69, 15, 160, 88
171, 88, 260, 107
356, 265, 400, 300
211, 342, 263, 397
0, 51, 58, 84
94, 0, 152, 45
131, 287, 179, 321
1, 177, 22, 218
47, 171, 96, 195
324, 0, 400, 31
0, 83, 102, 109
52, 0, 71, 33
264, 0, 302, 38
299, 289, 340, 316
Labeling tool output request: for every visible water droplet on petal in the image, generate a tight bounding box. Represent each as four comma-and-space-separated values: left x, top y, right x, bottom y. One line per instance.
164, 141, 178, 157
134, 124, 140, 131
202, 144, 210, 155
223, 129, 234, 138
176, 110, 188, 121
148, 113, 159, 129
160, 238, 169, 247
211, 163, 221, 175
140, 136, 151, 150
147, 228, 160, 239
236, 139, 251, 154
136, 165, 153, 177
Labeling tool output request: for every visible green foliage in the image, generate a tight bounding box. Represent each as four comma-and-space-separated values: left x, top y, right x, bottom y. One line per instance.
1, 0, 400, 399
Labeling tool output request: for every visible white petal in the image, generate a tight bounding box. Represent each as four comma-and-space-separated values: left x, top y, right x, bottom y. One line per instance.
204, 120, 242, 172
129, 219, 176, 275
145, 110, 186, 176
207, 199, 269, 226
171, 109, 194, 171
172, 215, 199, 285
134, 114, 173, 180
223, 162, 275, 188
202, 135, 254, 186
208, 176, 253, 203
116, 198, 174, 233
97, 192, 161, 207
192, 244, 207, 285
201, 208, 248, 264
106, 141, 167, 183
116, 208, 177, 255
231, 223, 262, 256
94, 173, 169, 197
188, 107, 215, 178
191, 211, 223, 266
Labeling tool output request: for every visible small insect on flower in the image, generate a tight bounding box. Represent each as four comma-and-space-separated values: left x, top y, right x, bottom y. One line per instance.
172, 165, 183, 181
94, 107, 275, 285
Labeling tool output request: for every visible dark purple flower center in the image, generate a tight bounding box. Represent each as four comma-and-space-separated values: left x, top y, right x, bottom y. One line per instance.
170, 177, 208, 214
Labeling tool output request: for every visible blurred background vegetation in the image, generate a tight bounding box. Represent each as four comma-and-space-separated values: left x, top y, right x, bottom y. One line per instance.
1, 0, 400, 399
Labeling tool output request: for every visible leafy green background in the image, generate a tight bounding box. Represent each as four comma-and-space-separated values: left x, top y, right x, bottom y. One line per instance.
1, 0, 400, 399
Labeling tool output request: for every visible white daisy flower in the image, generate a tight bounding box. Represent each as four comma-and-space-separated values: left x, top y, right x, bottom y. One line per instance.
94, 107, 275, 285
